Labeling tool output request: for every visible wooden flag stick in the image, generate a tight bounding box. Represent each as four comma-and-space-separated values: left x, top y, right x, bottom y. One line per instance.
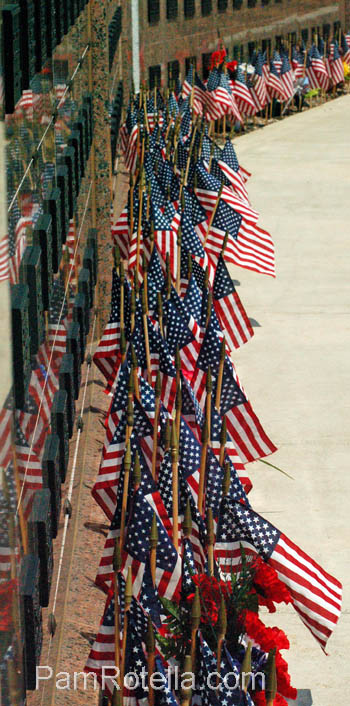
203, 184, 223, 246
149, 219, 155, 255
219, 417, 227, 467
150, 511, 158, 586
215, 338, 226, 411
206, 366, 212, 444
114, 244, 120, 273
208, 139, 215, 172
166, 253, 172, 300
130, 345, 140, 400
175, 383, 182, 443
120, 261, 125, 331
175, 347, 181, 389
120, 567, 132, 695
135, 169, 145, 282
190, 587, 201, 669
206, 507, 214, 576
142, 251, 148, 312
146, 618, 155, 706
127, 367, 134, 401
141, 288, 152, 385
222, 460, 231, 497
265, 648, 277, 706
205, 291, 213, 330
180, 655, 193, 706
176, 224, 182, 294
157, 292, 164, 338
125, 397, 134, 444
129, 174, 134, 237
140, 133, 146, 169
240, 641, 252, 692
187, 251, 192, 280
182, 497, 192, 540
198, 417, 208, 515
120, 327, 126, 365
119, 440, 132, 547
133, 450, 141, 492
184, 121, 198, 186
130, 288, 136, 336
146, 179, 151, 220
163, 419, 171, 452
216, 596, 227, 685
113, 540, 122, 683
171, 422, 179, 551
151, 372, 161, 480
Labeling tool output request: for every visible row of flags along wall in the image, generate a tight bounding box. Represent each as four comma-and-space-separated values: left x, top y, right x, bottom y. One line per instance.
85, 50, 342, 705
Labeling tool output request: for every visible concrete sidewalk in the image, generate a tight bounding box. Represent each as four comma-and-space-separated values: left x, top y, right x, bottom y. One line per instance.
231, 95, 350, 703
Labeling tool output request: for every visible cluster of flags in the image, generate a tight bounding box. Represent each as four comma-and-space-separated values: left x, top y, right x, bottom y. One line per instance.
86, 77, 342, 703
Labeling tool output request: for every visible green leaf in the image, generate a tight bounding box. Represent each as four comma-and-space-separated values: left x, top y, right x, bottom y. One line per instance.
159, 595, 181, 620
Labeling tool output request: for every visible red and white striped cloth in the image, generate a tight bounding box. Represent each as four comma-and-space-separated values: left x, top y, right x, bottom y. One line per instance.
231, 77, 256, 117
205, 221, 275, 278
8, 215, 32, 284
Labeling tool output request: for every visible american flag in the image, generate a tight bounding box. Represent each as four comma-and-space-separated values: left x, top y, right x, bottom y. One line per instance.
112, 204, 132, 260
280, 54, 295, 99
0, 403, 12, 469
27, 341, 59, 434
213, 252, 254, 350
157, 446, 206, 572
15, 422, 42, 520
119, 107, 139, 174
272, 49, 282, 74
154, 204, 179, 282
209, 406, 252, 492
191, 316, 277, 463
16, 392, 47, 463
203, 198, 242, 263
215, 70, 242, 123
93, 269, 126, 385
122, 486, 182, 601
181, 65, 207, 116
292, 46, 305, 79
217, 139, 250, 203
250, 52, 268, 110
342, 33, 350, 65
92, 378, 155, 519
145, 320, 177, 414
216, 499, 342, 651
0, 467, 17, 577
95, 441, 160, 591
232, 66, 256, 117
164, 291, 195, 356
306, 45, 329, 90
266, 61, 287, 101
329, 42, 344, 85
62, 219, 76, 270
48, 275, 69, 354
205, 68, 227, 120
86, 583, 156, 699
0, 235, 9, 281
209, 211, 275, 278
8, 213, 32, 285
195, 162, 258, 224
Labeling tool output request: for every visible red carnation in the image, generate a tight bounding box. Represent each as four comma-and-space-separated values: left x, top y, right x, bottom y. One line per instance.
210, 50, 222, 70
227, 60, 238, 73
253, 558, 292, 612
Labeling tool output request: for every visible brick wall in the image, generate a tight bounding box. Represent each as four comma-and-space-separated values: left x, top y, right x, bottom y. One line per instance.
122, 0, 344, 92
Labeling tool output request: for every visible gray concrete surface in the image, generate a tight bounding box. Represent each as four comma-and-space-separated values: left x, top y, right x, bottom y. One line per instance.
230, 95, 350, 705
